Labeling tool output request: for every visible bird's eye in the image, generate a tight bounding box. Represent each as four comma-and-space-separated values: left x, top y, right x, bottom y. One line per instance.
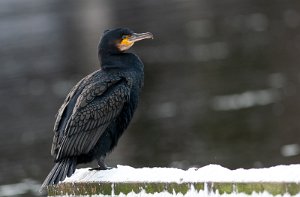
122, 35, 127, 39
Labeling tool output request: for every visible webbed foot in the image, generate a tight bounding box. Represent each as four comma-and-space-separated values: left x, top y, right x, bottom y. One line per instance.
89, 165, 112, 171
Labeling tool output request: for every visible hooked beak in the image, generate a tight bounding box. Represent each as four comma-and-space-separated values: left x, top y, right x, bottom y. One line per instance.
118, 32, 153, 51
128, 32, 154, 42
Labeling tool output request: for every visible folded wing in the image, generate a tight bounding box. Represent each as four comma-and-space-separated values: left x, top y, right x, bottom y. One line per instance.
51, 77, 131, 161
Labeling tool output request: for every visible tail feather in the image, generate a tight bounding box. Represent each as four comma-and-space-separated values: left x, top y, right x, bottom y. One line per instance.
67, 158, 76, 177
40, 157, 77, 192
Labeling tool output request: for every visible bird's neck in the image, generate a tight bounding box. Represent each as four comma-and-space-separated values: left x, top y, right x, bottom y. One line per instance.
99, 52, 144, 72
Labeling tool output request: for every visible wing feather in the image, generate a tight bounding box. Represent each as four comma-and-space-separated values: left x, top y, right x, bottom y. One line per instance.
51, 77, 87, 156
54, 77, 131, 160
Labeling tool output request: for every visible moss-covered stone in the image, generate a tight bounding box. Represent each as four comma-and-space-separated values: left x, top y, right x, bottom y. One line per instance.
48, 182, 300, 196
173, 183, 190, 194
287, 183, 300, 196
113, 183, 142, 195
144, 182, 165, 194
193, 183, 204, 192
235, 182, 300, 196
262, 183, 285, 196
236, 183, 263, 195
48, 182, 113, 196
213, 183, 233, 194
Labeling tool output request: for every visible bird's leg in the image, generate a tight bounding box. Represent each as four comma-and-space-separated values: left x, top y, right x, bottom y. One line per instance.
96, 157, 109, 170
89, 156, 111, 171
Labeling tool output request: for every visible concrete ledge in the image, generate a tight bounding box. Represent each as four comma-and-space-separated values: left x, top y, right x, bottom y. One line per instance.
47, 165, 300, 196
48, 182, 300, 196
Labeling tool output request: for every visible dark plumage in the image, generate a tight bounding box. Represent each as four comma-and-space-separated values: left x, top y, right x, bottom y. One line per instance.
41, 28, 153, 190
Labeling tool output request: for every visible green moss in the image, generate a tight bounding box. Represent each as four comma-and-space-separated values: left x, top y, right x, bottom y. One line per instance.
114, 183, 141, 195
262, 183, 285, 196
193, 183, 204, 192
47, 182, 300, 196
287, 183, 300, 195
131, 183, 142, 194
178, 183, 189, 194
144, 183, 165, 194
236, 183, 263, 195
165, 183, 174, 194
213, 183, 233, 194
235, 183, 300, 196
166, 183, 189, 194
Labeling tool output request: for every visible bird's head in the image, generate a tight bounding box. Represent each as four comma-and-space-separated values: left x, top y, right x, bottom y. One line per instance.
98, 28, 153, 55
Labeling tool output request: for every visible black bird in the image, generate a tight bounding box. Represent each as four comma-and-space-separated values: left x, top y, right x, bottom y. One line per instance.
41, 28, 153, 189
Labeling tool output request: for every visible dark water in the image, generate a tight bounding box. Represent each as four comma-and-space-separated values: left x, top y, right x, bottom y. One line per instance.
1, 0, 300, 196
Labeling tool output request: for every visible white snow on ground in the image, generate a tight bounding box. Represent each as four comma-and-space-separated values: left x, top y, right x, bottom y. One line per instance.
0, 179, 40, 197
61, 165, 300, 197
64, 164, 300, 183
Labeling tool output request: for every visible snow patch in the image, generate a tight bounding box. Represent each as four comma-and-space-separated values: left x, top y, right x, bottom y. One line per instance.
64, 164, 300, 183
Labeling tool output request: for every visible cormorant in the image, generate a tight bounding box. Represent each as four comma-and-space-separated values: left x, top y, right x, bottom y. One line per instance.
41, 28, 153, 190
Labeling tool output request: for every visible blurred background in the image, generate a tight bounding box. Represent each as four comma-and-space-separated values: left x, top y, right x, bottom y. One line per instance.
1, 0, 300, 196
